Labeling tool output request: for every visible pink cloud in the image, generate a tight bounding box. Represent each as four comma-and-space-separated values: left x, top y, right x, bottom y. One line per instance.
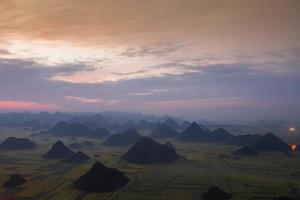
0, 100, 62, 111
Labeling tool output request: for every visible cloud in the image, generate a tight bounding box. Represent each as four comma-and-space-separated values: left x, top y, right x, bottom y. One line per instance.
0, 39, 111, 67
0, 58, 103, 106
0, 100, 62, 111
0, 49, 10, 55
0, 58, 95, 81
120, 43, 186, 57
150, 88, 176, 92
65, 96, 103, 104
1, 33, 299, 86
50, 61, 198, 84
0, 0, 299, 51
65, 95, 124, 107
0, 55, 299, 120
129, 92, 154, 96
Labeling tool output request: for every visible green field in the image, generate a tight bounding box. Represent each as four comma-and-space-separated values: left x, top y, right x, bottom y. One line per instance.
0, 134, 299, 200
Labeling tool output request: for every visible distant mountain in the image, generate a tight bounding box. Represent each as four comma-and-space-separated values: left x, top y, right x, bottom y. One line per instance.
68, 143, 82, 149
66, 151, 90, 163
0, 112, 189, 130
79, 121, 101, 130
202, 186, 232, 200
229, 134, 262, 146
45, 121, 92, 136
68, 113, 110, 129
181, 121, 191, 130
102, 129, 141, 146
73, 162, 129, 192
231, 146, 258, 157
177, 122, 209, 142
253, 132, 291, 154
150, 123, 178, 138
136, 120, 157, 129
122, 120, 136, 130
177, 123, 235, 143
109, 122, 122, 132
122, 137, 181, 164
101, 111, 163, 124
3, 173, 26, 188
42, 141, 74, 159
0, 137, 37, 150
210, 128, 234, 142
164, 118, 181, 130
44, 121, 111, 138
92, 128, 111, 138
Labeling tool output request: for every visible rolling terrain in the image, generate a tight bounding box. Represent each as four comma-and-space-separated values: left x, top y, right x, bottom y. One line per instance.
0, 128, 299, 200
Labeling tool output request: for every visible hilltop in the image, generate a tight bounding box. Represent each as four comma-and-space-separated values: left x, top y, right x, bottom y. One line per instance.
122, 137, 181, 164
150, 123, 178, 138
42, 141, 74, 159
73, 162, 129, 192
0, 137, 37, 150
102, 129, 141, 146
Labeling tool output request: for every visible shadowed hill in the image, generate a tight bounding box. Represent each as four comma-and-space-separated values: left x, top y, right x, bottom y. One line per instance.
46, 121, 91, 136
122, 120, 136, 131
92, 128, 111, 138
210, 128, 234, 142
202, 186, 232, 200
164, 118, 181, 130
73, 162, 129, 192
177, 122, 209, 142
178, 122, 236, 143
150, 123, 178, 138
44, 121, 111, 138
102, 129, 141, 146
0, 137, 37, 150
66, 151, 90, 163
136, 120, 158, 129
181, 121, 191, 130
253, 132, 291, 154
3, 174, 26, 188
42, 141, 74, 159
122, 137, 181, 164
177, 122, 235, 143
68, 113, 110, 130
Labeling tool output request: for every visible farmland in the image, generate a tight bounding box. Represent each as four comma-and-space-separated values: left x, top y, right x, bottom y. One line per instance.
0, 132, 299, 200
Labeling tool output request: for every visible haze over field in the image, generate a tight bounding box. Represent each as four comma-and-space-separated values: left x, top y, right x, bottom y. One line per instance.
0, 0, 299, 121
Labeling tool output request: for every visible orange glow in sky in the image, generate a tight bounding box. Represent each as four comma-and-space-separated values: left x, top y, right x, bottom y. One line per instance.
289, 127, 296, 132
0, 100, 62, 111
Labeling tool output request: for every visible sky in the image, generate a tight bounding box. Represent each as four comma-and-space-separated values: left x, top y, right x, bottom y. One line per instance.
0, 0, 299, 121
